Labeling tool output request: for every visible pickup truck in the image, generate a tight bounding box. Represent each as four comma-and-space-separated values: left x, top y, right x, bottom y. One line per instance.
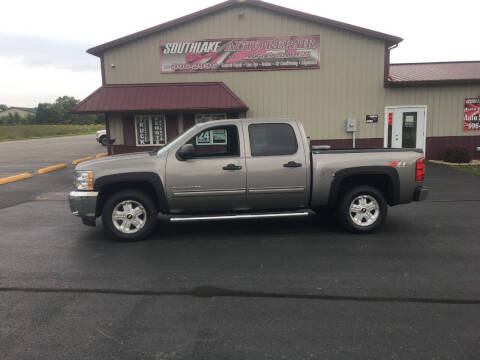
69, 118, 428, 241
95, 129, 108, 146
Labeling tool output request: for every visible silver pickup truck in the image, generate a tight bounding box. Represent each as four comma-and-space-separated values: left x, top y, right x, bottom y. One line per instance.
69, 118, 428, 241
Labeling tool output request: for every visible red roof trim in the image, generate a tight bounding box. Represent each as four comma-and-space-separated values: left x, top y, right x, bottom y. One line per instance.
71, 82, 248, 114
87, 0, 402, 56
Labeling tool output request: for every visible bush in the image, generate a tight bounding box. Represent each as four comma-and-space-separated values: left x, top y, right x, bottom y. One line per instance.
442, 146, 472, 163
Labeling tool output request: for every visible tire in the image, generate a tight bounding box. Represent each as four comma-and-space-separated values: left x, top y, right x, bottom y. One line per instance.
102, 190, 157, 241
99, 136, 108, 146
336, 185, 388, 233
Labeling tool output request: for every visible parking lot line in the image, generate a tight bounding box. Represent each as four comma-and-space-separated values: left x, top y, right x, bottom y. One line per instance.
37, 163, 67, 174
0, 172, 33, 185
72, 156, 93, 165
95, 153, 108, 158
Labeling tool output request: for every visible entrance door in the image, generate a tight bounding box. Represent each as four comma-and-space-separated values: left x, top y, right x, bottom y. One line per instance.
385, 107, 426, 150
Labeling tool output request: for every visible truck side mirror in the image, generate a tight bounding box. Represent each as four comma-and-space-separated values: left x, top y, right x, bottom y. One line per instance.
177, 144, 195, 160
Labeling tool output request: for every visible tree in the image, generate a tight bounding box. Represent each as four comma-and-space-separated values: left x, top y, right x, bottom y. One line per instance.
0, 96, 105, 125
35, 103, 59, 124
0, 104, 7, 111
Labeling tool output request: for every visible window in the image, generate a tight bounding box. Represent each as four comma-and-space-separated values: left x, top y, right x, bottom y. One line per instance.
185, 125, 239, 157
195, 113, 226, 124
135, 115, 166, 146
249, 123, 298, 156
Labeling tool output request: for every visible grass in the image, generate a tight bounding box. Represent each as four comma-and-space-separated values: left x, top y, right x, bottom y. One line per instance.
0, 124, 104, 141
452, 165, 480, 177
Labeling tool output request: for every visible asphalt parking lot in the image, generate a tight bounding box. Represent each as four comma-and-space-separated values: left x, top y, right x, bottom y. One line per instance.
0, 139, 479, 359
0, 134, 104, 209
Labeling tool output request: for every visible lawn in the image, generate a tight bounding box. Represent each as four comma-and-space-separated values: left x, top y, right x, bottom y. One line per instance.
0, 124, 104, 141
452, 165, 480, 177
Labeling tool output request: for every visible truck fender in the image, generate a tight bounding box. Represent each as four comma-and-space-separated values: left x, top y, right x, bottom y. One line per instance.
93, 172, 169, 213
327, 166, 400, 207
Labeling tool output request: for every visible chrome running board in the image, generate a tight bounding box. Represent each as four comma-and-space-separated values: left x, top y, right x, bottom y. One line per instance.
169, 210, 310, 222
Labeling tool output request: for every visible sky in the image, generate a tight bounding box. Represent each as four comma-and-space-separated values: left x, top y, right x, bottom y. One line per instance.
1, 0, 479, 107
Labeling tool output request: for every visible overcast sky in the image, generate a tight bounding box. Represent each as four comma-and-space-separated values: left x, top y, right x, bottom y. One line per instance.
1, 0, 479, 107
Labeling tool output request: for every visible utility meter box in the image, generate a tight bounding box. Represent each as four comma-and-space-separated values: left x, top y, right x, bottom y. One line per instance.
345, 118, 357, 133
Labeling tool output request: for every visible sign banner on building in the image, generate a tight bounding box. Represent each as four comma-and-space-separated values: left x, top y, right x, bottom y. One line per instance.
464, 98, 480, 131
160, 35, 320, 73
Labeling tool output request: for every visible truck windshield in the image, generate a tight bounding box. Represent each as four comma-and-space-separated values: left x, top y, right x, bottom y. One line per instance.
156, 126, 198, 155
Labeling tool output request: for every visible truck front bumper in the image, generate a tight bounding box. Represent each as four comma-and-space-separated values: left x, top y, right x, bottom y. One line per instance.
69, 191, 98, 226
413, 186, 429, 201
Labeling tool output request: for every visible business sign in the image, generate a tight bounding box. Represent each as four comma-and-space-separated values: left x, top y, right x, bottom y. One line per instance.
366, 114, 378, 123
464, 98, 480, 131
160, 35, 320, 73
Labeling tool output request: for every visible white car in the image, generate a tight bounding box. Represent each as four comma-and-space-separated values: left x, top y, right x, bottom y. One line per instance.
95, 130, 108, 146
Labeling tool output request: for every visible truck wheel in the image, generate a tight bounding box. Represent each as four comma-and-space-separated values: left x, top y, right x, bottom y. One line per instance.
336, 185, 387, 233
99, 136, 108, 146
102, 190, 157, 241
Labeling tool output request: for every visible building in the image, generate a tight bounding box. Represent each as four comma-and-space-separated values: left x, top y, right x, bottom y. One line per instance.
72, 0, 480, 159
0, 107, 36, 119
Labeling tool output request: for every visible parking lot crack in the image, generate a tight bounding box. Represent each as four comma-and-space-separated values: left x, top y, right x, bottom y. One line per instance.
1, 285, 480, 305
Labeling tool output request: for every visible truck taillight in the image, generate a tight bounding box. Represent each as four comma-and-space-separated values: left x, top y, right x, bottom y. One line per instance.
416, 158, 425, 181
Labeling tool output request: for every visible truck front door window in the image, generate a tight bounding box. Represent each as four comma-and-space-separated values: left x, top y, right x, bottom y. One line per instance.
186, 125, 239, 157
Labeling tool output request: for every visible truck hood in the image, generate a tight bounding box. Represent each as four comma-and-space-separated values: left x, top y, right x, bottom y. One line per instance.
74, 151, 167, 181
75, 151, 151, 170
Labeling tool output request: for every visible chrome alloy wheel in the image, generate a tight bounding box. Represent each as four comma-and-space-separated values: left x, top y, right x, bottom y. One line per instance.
349, 195, 379, 227
112, 200, 147, 234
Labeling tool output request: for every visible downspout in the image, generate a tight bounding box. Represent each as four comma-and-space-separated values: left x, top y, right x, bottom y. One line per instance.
384, 43, 398, 87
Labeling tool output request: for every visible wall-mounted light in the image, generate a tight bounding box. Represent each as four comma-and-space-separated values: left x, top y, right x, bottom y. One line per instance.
110, 63, 116, 69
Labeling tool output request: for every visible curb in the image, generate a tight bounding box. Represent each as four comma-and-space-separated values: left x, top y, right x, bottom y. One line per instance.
95, 153, 108, 158
37, 163, 67, 174
429, 159, 480, 166
72, 156, 93, 165
0, 173, 33, 185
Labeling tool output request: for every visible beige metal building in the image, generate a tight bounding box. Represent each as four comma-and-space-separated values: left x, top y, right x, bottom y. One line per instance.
72, 0, 480, 159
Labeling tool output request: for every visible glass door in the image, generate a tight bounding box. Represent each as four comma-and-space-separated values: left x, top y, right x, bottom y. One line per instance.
385, 107, 426, 150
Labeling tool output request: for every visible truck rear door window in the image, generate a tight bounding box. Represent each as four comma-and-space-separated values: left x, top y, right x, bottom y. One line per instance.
248, 123, 298, 156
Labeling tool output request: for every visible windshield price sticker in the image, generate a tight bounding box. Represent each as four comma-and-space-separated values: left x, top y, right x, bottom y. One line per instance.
196, 129, 228, 145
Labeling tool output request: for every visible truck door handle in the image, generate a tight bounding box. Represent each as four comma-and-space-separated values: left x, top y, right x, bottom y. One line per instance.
222, 164, 242, 171
283, 161, 302, 168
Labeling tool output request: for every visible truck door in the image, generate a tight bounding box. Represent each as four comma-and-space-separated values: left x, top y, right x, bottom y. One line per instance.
165, 123, 247, 213
243, 121, 308, 210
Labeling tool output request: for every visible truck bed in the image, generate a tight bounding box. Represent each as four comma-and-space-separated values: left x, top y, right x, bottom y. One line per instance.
312, 147, 423, 155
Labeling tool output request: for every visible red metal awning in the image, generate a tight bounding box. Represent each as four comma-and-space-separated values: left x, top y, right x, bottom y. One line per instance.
71, 82, 248, 113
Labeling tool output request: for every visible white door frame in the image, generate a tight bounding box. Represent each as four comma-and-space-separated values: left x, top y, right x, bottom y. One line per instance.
384, 105, 428, 150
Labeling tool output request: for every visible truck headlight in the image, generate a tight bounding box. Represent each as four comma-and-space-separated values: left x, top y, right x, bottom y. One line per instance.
74, 170, 93, 190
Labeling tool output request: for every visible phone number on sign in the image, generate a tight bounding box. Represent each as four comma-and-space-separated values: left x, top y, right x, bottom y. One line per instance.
465, 122, 480, 130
